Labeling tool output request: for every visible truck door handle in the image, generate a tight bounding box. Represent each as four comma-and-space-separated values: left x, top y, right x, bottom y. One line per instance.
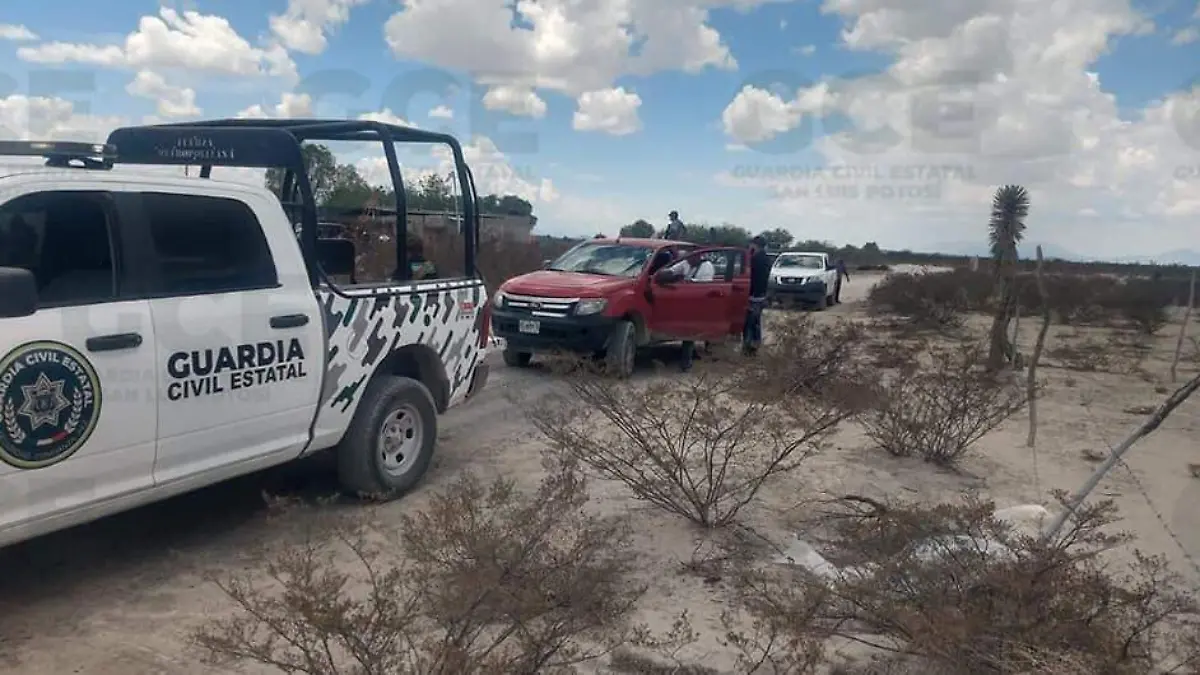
706, 290, 723, 298
270, 313, 310, 329
86, 332, 142, 352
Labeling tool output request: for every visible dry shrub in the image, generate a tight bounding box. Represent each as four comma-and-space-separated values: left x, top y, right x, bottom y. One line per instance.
192, 466, 652, 674
866, 270, 990, 331
527, 318, 870, 528
423, 229, 571, 286
860, 343, 1028, 464
1109, 279, 1173, 335
1045, 337, 1114, 372
727, 496, 1200, 674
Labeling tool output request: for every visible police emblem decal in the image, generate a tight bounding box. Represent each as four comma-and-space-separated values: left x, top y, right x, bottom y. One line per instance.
0, 341, 102, 469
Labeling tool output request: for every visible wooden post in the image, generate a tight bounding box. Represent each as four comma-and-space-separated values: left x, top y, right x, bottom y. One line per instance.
1042, 371, 1200, 541
1171, 269, 1196, 383
1026, 246, 1051, 449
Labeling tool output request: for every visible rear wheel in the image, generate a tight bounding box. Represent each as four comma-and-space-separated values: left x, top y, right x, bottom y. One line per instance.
604, 320, 637, 378
336, 376, 437, 499
503, 347, 532, 367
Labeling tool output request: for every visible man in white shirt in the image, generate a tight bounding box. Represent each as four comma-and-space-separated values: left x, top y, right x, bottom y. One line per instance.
692, 258, 715, 282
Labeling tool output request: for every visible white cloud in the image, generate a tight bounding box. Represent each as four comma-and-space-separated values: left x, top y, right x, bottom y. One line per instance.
572, 87, 641, 135
0, 96, 124, 143
269, 0, 367, 54
1172, 27, 1200, 45
716, 0, 1200, 258
237, 92, 313, 119
383, 0, 741, 118
795, 44, 816, 55
357, 108, 417, 127
482, 85, 548, 118
126, 71, 201, 117
0, 24, 37, 41
17, 8, 297, 81
428, 105, 454, 119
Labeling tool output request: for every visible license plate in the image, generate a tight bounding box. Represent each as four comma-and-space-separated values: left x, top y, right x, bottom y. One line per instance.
519, 320, 540, 334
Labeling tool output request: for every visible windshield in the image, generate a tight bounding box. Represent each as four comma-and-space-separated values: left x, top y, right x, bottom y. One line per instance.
774, 254, 824, 269
547, 242, 655, 277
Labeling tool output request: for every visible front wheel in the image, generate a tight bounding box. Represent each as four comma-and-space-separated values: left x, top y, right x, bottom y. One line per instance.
336, 375, 438, 499
604, 320, 637, 378
503, 347, 532, 367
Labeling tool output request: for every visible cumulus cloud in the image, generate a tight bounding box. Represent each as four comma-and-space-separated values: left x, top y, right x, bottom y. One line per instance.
717, 0, 1200, 257
17, 8, 297, 81
572, 87, 642, 135
382, 0, 750, 134
269, 0, 367, 54
126, 71, 201, 117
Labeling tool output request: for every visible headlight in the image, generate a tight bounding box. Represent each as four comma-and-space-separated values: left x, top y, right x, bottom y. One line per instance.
492, 289, 507, 307
575, 298, 607, 316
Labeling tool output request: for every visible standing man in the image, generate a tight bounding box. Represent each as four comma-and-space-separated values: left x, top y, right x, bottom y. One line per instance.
833, 258, 850, 304
744, 235, 770, 356
661, 210, 687, 240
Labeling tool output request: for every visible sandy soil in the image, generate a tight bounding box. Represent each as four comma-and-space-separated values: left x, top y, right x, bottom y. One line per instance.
1, 268, 1197, 674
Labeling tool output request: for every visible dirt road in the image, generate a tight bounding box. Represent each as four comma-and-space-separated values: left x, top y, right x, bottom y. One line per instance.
0, 272, 891, 674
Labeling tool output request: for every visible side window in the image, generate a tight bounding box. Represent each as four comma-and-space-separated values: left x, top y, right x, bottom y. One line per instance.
686, 250, 733, 282
141, 193, 278, 296
0, 191, 118, 307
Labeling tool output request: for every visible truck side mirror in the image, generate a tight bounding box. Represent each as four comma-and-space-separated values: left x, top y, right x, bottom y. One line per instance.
0, 267, 37, 318
541, 259, 552, 269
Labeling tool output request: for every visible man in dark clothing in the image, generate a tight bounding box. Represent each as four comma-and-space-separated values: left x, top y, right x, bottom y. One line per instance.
833, 258, 850, 304
744, 235, 771, 355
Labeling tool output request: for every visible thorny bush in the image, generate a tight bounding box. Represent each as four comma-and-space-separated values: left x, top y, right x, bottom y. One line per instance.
527, 317, 872, 528
725, 496, 1200, 674
866, 270, 985, 331
192, 465, 651, 674
869, 268, 1179, 333
859, 342, 1029, 465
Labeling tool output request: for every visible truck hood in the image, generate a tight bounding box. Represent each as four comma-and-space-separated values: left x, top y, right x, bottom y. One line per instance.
502, 270, 636, 297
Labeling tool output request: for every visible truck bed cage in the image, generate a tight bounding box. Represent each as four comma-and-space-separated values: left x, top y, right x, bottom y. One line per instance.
103, 118, 480, 285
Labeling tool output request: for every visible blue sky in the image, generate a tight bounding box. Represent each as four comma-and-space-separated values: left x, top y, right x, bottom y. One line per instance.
1, 0, 1199, 259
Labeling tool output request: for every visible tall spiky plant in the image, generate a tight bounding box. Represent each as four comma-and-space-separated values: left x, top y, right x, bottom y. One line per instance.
986, 185, 1029, 370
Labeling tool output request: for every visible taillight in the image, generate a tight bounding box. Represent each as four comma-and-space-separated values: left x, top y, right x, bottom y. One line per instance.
478, 300, 492, 348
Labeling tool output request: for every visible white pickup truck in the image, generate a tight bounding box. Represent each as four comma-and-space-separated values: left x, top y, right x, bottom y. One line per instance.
0, 121, 491, 547
768, 251, 838, 308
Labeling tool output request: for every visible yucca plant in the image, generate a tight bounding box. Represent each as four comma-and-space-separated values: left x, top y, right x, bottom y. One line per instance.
987, 185, 1029, 370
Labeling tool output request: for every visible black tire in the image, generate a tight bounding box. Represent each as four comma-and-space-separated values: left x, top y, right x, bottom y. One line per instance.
604, 320, 637, 378
503, 347, 532, 367
336, 375, 438, 499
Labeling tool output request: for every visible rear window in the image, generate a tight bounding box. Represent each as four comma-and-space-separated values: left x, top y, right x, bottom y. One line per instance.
142, 192, 278, 295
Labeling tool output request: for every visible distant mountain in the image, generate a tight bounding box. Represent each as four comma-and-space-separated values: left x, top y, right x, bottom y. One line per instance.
927, 241, 1200, 266
927, 241, 1081, 261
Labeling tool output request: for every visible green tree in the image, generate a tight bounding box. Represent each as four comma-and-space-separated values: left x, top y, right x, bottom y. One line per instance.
324, 164, 376, 209
757, 227, 794, 250
686, 223, 751, 246
986, 185, 1029, 371
620, 219, 655, 237
265, 143, 339, 204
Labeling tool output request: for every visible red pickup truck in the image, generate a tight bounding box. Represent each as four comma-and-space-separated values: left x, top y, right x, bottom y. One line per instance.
490, 238, 750, 377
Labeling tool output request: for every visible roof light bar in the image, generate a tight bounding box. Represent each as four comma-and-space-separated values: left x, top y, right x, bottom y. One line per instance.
0, 140, 116, 169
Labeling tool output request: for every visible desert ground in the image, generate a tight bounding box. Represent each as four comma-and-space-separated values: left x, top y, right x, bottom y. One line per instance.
1, 267, 1197, 674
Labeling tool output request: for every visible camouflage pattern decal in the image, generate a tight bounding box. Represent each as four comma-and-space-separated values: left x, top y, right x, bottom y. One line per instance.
313, 279, 487, 441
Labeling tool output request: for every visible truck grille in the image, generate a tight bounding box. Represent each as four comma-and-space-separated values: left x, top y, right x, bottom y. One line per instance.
502, 293, 578, 318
